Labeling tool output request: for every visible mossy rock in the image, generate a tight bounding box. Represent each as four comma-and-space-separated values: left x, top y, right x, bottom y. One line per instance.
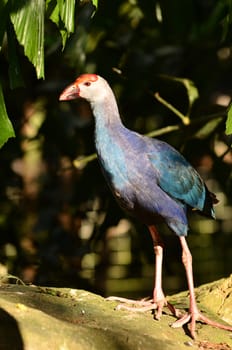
0, 275, 231, 350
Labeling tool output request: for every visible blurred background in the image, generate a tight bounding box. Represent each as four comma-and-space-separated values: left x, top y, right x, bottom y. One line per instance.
0, 0, 231, 299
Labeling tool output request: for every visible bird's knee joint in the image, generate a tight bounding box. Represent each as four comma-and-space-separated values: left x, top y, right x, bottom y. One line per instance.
182, 249, 192, 266
154, 245, 163, 256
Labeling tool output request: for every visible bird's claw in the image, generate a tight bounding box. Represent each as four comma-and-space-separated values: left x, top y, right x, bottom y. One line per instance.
171, 310, 205, 339
107, 296, 157, 312
171, 309, 232, 339
106, 296, 181, 320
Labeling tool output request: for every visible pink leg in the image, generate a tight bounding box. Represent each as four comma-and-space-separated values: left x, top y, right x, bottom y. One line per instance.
171, 236, 232, 339
107, 225, 178, 317
148, 225, 165, 319
148, 225, 179, 319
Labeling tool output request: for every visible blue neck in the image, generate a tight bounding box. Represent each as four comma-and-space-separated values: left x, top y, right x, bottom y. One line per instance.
91, 93, 124, 154
91, 93, 128, 184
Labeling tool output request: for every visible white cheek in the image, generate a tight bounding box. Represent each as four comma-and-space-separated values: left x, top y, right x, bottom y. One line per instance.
79, 89, 88, 99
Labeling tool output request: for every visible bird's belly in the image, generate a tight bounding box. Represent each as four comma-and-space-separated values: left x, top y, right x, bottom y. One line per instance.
109, 179, 163, 224
111, 178, 188, 235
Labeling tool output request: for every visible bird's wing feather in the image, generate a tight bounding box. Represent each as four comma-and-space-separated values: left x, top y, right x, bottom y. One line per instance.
147, 139, 206, 211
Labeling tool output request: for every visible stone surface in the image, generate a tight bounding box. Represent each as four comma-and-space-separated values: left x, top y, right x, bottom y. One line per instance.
0, 275, 231, 350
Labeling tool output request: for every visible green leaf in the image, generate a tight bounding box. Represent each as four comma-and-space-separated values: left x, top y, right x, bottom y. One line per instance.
48, 0, 75, 48
0, 82, 15, 148
58, 0, 75, 34
226, 103, 232, 135
47, 0, 59, 24
58, 0, 75, 48
10, 0, 45, 79
91, 0, 98, 8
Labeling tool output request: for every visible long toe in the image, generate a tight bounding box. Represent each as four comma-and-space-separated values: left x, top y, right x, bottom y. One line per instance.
171, 309, 232, 339
171, 312, 197, 339
154, 299, 167, 320
153, 299, 182, 320
107, 296, 156, 312
107, 295, 180, 320
171, 313, 192, 329
198, 312, 232, 332
106, 296, 152, 305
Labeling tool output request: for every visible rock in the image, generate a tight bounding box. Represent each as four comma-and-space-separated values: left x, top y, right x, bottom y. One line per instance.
0, 276, 231, 350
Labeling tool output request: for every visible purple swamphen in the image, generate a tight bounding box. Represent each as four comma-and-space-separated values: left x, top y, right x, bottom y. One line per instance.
59, 74, 232, 339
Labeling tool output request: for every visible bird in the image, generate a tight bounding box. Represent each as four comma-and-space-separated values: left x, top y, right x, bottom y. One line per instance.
59, 73, 232, 339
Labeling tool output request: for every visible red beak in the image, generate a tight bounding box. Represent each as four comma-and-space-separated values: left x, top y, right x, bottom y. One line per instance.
59, 83, 80, 101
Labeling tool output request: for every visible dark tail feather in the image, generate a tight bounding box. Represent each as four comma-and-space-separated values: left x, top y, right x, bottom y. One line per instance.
203, 186, 219, 219
209, 191, 219, 204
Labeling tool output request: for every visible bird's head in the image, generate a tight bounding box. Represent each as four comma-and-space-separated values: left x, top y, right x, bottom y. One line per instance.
59, 74, 110, 104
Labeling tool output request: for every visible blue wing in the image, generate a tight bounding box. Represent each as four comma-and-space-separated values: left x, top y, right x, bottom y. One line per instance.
147, 139, 208, 212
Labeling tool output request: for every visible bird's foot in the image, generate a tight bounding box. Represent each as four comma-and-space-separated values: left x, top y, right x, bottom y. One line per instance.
106, 296, 182, 320
106, 296, 155, 312
171, 308, 232, 339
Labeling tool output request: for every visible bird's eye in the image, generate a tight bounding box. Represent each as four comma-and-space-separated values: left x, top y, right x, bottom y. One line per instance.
84, 81, 91, 87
